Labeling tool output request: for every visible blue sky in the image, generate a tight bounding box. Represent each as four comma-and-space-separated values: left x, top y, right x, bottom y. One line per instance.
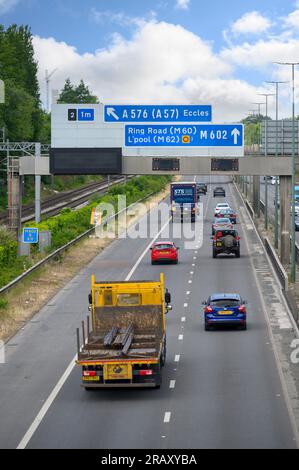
1, 0, 299, 120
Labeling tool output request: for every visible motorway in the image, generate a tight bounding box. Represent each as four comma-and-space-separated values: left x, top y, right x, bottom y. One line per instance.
0, 176, 298, 449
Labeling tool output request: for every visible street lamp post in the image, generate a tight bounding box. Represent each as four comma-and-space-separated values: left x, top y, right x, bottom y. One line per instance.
258, 93, 275, 231
265, 80, 289, 249
275, 62, 299, 283
252, 102, 266, 217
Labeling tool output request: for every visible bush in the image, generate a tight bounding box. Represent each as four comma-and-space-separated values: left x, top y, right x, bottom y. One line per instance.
0, 227, 18, 269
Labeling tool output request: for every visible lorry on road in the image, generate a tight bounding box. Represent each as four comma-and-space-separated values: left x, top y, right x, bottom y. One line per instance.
170, 181, 197, 223
76, 274, 172, 389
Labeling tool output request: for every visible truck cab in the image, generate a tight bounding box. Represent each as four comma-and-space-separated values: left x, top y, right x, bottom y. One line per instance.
170, 182, 197, 223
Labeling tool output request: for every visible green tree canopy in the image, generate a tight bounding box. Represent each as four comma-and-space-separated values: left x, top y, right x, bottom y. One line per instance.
58, 78, 98, 104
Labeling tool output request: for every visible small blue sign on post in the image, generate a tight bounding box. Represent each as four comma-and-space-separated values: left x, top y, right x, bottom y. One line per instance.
125, 124, 243, 147
104, 105, 212, 123
23, 228, 39, 244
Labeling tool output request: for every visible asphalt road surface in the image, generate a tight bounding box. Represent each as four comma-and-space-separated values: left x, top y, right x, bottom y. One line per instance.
0, 176, 297, 449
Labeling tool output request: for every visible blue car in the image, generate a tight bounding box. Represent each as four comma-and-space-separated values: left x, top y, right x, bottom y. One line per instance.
203, 293, 247, 331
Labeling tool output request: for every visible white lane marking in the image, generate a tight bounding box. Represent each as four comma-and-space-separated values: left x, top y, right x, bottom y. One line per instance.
164, 412, 171, 423
174, 355, 180, 362
195, 251, 198, 254
178, 334, 184, 340
190, 271, 194, 275
184, 303, 188, 308
17, 214, 172, 450
188, 280, 192, 284
125, 217, 171, 280
193, 256, 197, 260
186, 291, 190, 295
17, 355, 76, 449
169, 380, 176, 389
192, 263, 195, 267
231, 181, 299, 447
181, 317, 186, 322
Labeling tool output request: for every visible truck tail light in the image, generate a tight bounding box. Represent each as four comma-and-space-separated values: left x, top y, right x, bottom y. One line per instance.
83, 370, 96, 377
139, 370, 153, 376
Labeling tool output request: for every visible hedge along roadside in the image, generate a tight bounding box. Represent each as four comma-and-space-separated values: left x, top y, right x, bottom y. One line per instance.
0, 176, 172, 290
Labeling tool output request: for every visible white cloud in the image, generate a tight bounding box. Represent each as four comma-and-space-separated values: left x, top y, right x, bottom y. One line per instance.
90, 8, 156, 28
283, 8, 299, 30
221, 37, 299, 68
0, 0, 19, 14
231, 11, 272, 35
33, 20, 273, 121
176, 0, 190, 10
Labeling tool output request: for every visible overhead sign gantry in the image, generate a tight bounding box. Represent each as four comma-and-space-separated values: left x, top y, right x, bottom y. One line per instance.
50, 103, 246, 174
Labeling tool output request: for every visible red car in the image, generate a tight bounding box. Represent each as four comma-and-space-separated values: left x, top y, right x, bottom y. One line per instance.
151, 242, 179, 264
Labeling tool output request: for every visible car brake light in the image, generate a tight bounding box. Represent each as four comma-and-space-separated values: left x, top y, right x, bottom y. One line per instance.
205, 306, 213, 313
238, 305, 246, 313
139, 370, 153, 376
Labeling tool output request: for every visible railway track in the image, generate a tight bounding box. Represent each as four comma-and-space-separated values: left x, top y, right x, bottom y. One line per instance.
0, 175, 129, 224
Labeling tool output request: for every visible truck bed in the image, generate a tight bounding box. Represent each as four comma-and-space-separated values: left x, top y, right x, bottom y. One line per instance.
78, 305, 163, 361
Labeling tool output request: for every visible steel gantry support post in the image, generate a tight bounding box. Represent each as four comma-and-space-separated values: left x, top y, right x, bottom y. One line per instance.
35, 143, 41, 224
252, 175, 261, 218
280, 175, 292, 265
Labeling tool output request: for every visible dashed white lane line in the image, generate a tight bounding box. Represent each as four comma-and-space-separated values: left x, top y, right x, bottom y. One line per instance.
164, 412, 171, 423
174, 355, 180, 362
188, 280, 193, 284
178, 334, 184, 340
193, 256, 197, 260
190, 271, 194, 275
192, 263, 195, 267
181, 317, 186, 322
186, 291, 190, 295
184, 303, 188, 308
17, 215, 172, 450
169, 380, 176, 389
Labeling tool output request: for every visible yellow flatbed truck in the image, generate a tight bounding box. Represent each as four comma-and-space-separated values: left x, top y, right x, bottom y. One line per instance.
76, 273, 171, 389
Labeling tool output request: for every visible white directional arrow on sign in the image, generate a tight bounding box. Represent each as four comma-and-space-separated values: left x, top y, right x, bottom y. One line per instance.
231, 128, 240, 145
107, 107, 119, 121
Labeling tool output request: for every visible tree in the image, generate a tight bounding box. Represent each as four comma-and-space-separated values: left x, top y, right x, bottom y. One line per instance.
58, 78, 98, 104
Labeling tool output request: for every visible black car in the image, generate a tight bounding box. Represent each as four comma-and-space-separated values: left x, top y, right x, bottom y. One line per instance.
213, 186, 226, 197
295, 216, 299, 231
196, 182, 207, 195
212, 229, 240, 258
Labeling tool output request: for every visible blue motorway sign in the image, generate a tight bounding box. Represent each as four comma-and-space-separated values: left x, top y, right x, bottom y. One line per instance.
125, 124, 243, 147
23, 228, 39, 244
78, 109, 94, 121
104, 105, 212, 123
